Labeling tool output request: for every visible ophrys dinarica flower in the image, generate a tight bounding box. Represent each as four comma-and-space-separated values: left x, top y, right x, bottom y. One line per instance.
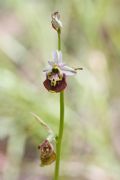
43, 50, 80, 92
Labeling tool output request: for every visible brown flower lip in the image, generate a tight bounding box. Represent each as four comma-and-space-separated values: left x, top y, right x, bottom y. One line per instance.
43, 73, 67, 93
38, 140, 56, 166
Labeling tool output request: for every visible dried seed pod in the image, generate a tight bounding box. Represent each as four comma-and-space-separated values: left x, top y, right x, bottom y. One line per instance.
38, 140, 56, 166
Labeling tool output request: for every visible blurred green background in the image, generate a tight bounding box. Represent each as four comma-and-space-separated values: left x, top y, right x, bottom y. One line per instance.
0, 0, 120, 180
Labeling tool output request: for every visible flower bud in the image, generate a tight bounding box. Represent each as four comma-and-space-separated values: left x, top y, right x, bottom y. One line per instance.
51, 11, 62, 31
38, 140, 56, 166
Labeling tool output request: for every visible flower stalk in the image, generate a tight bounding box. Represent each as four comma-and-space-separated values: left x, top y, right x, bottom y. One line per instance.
58, 29, 61, 50
54, 29, 64, 180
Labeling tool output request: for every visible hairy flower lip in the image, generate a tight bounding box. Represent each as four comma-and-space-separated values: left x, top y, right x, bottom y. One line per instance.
43, 74, 67, 93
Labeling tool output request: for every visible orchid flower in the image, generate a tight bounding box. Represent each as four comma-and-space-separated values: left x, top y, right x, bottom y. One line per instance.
43, 50, 77, 92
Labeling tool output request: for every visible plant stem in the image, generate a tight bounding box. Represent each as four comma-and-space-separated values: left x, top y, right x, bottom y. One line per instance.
54, 29, 64, 180
58, 29, 61, 50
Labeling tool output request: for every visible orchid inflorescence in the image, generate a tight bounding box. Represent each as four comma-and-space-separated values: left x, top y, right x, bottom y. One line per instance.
32, 11, 82, 180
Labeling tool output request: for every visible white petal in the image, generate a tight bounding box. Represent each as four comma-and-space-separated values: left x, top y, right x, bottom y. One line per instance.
52, 51, 59, 63
61, 66, 76, 76
61, 65, 76, 72
52, 50, 63, 64
58, 51, 63, 64
43, 67, 52, 73
48, 61, 54, 66
60, 63, 67, 67
62, 70, 76, 76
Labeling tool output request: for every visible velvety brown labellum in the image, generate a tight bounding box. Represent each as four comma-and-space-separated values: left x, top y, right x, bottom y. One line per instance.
43, 74, 67, 93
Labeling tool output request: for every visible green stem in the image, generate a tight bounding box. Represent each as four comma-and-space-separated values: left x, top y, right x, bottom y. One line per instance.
58, 29, 61, 50
54, 29, 64, 180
